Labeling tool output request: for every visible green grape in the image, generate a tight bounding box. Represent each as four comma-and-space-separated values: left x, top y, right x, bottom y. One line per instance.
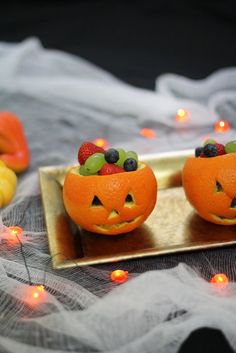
126, 151, 138, 162
84, 153, 105, 173
79, 165, 94, 176
116, 148, 126, 167
225, 141, 236, 154
203, 139, 216, 146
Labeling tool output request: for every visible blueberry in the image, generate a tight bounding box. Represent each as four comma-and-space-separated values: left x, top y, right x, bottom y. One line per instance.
124, 158, 138, 171
195, 147, 203, 157
203, 144, 218, 157
105, 148, 119, 163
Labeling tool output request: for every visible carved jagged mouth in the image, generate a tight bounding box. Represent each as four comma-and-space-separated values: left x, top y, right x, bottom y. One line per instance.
212, 214, 236, 223
95, 216, 141, 231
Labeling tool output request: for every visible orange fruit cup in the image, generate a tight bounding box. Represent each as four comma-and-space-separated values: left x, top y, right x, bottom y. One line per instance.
63, 162, 157, 235
182, 153, 236, 225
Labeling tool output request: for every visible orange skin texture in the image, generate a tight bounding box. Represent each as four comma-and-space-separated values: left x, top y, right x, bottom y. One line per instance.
63, 163, 157, 235
0, 112, 30, 172
182, 153, 236, 225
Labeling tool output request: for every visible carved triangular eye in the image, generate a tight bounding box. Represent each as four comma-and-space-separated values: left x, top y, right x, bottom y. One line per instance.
91, 196, 103, 207
125, 194, 133, 203
230, 198, 236, 209
124, 193, 135, 208
215, 181, 223, 192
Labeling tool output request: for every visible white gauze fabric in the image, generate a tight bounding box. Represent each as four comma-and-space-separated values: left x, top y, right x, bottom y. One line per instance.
0, 38, 236, 353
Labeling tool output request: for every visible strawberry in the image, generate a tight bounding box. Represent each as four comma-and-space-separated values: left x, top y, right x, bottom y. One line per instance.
78, 142, 105, 165
99, 163, 124, 175
215, 143, 225, 156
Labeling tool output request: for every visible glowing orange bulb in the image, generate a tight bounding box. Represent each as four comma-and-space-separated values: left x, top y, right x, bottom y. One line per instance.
111, 270, 129, 284
7, 226, 23, 242
8, 226, 23, 236
175, 109, 189, 122
210, 273, 229, 289
32, 291, 39, 299
214, 120, 230, 133
27, 285, 46, 305
32, 285, 45, 297
139, 128, 156, 139
92, 138, 109, 149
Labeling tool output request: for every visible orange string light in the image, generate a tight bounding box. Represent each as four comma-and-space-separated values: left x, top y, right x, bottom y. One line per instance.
92, 138, 109, 149
7, 226, 23, 242
214, 120, 230, 133
3, 225, 47, 304
139, 128, 156, 139
210, 273, 229, 289
26, 285, 46, 305
175, 109, 189, 123
8, 226, 23, 237
111, 269, 129, 284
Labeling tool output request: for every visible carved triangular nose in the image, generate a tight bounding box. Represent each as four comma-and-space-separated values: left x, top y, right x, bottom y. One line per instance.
230, 198, 236, 209
108, 209, 119, 219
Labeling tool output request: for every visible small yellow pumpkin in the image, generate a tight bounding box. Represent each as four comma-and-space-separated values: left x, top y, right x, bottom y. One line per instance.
0, 161, 17, 207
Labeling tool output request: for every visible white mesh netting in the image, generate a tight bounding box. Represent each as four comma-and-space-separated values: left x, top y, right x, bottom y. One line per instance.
1, 38, 236, 353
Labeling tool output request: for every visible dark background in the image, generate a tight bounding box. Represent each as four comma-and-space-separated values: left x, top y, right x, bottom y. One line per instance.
1, 1, 236, 352
1, 0, 236, 89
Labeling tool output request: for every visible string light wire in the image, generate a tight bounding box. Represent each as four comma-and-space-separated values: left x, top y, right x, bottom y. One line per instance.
16, 234, 32, 285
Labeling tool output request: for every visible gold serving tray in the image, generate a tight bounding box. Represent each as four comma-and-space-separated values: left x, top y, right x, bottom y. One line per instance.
39, 150, 236, 269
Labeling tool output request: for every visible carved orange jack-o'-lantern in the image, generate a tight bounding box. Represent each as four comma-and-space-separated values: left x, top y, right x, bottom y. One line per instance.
63, 163, 157, 235
182, 153, 236, 225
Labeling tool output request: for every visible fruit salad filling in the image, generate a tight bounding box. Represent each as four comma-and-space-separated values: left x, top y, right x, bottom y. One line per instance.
195, 139, 236, 158
77, 142, 139, 176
